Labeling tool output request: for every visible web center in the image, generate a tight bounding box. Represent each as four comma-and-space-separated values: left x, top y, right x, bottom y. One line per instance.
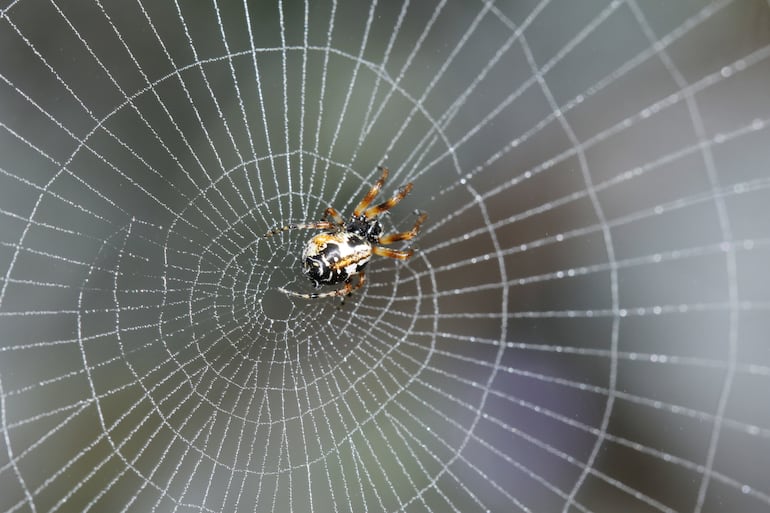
260, 285, 293, 320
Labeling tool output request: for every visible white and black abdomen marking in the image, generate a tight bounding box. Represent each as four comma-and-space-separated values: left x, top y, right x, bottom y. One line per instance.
301, 232, 372, 287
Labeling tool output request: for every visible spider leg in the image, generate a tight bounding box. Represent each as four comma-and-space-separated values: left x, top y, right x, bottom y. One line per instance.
353, 166, 389, 217
372, 246, 414, 260
279, 272, 366, 300
263, 221, 336, 238
378, 212, 428, 245
364, 182, 414, 219
338, 271, 366, 307
322, 207, 345, 226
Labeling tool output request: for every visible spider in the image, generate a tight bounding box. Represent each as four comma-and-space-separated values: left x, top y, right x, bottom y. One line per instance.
264, 166, 427, 301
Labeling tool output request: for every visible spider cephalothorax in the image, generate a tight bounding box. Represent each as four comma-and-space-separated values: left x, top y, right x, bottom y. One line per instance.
345, 214, 383, 243
264, 166, 427, 300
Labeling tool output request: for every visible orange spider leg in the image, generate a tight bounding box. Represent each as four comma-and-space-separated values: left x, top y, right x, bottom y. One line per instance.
378, 212, 428, 245
322, 207, 345, 226
372, 246, 414, 260
339, 271, 367, 306
364, 182, 414, 219
353, 166, 389, 217
352, 270, 366, 292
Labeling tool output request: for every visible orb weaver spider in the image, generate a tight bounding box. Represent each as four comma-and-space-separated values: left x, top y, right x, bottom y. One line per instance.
264, 166, 427, 300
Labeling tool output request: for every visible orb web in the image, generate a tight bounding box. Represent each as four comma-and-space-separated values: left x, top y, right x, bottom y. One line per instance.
1, 1, 769, 512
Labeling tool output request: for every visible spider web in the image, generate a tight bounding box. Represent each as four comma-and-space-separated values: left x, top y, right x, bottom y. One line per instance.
1, 0, 769, 511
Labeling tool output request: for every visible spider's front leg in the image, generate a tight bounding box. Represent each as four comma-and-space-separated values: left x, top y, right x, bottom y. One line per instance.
322, 207, 345, 226
378, 211, 428, 245
364, 182, 414, 219
353, 166, 389, 217
372, 246, 413, 260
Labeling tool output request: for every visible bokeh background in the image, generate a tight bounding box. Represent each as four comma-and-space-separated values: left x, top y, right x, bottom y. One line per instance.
1, 1, 769, 512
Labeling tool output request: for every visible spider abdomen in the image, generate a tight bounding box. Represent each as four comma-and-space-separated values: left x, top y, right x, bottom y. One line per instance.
301, 232, 372, 287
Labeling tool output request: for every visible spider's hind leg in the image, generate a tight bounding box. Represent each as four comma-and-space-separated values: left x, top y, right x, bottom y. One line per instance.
279, 272, 366, 301
338, 272, 366, 307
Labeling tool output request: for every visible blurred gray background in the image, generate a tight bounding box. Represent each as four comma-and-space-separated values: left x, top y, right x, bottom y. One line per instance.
1, 0, 769, 512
